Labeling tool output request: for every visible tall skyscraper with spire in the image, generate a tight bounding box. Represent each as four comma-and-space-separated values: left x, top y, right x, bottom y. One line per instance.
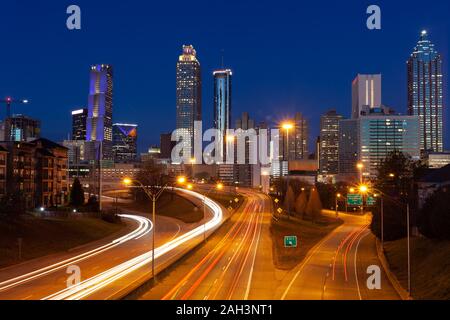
407, 30, 444, 153
176, 45, 202, 160
86, 64, 114, 160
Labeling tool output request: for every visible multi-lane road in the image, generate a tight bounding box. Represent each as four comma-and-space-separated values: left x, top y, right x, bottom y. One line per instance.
141, 190, 400, 300
0, 186, 401, 300
278, 212, 400, 300
0, 188, 224, 300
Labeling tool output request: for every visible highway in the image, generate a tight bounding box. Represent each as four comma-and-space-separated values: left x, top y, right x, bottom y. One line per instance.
143, 189, 271, 300
0, 186, 402, 300
142, 190, 400, 301
278, 212, 400, 300
0, 188, 224, 300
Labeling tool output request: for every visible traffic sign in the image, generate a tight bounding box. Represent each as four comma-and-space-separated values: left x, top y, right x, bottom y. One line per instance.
366, 196, 377, 206
277, 208, 283, 214
274, 198, 279, 204
284, 236, 298, 248
347, 194, 363, 206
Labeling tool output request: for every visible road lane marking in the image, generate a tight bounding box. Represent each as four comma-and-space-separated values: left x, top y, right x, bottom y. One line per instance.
281, 228, 338, 300
354, 230, 370, 300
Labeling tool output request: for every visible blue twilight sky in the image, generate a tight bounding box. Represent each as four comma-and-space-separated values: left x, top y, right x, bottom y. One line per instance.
0, 0, 449, 153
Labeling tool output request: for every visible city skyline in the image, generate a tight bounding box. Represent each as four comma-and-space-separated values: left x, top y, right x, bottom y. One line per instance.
0, 1, 448, 153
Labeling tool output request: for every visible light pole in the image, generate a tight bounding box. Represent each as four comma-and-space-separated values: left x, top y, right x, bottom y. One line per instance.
123, 177, 177, 282
178, 179, 223, 242
407, 203, 411, 298
359, 184, 368, 216
335, 193, 341, 217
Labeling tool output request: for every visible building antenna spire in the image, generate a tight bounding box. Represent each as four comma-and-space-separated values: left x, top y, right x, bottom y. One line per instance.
221, 49, 225, 68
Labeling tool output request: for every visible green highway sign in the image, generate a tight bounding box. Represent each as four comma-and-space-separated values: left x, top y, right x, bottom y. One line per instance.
284, 236, 298, 248
366, 196, 377, 206
347, 194, 363, 206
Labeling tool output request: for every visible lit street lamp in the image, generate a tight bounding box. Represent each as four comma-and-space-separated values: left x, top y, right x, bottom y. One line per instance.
335, 193, 341, 217
178, 180, 224, 242
123, 177, 181, 281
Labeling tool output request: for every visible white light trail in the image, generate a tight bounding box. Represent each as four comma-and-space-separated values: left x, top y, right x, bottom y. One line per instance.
43, 188, 223, 300
0, 215, 152, 293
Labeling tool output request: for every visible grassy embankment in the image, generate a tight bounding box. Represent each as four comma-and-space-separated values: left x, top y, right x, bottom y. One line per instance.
0, 216, 124, 268
384, 237, 450, 300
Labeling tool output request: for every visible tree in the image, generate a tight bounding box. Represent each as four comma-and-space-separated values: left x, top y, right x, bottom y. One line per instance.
316, 183, 337, 210
0, 192, 27, 219
417, 187, 450, 240
284, 186, 295, 217
86, 195, 100, 212
295, 191, 308, 218
370, 150, 421, 241
70, 178, 85, 207
133, 159, 169, 204
305, 188, 322, 223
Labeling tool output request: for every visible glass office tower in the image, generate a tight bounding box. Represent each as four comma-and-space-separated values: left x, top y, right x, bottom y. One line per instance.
176, 45, 202, 160
359, 108, 420, 178
71, 108, 88, 141
86, 64, 114, 160
407, 30, 443, 153
112, 123, 138, 162
320, 109, 343, 175
213, 69, 232, 162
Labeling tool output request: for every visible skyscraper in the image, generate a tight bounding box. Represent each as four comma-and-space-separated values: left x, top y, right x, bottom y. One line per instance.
71, 108, 88, 141
352, 74, 382, 119
320, 109, 343, 175
407, 30, 444, 153
176, 45, 202, 160
112, 123, 138, 162
86, 64, 114, 160
282, 112, 308, 161
213, 69, 232, 134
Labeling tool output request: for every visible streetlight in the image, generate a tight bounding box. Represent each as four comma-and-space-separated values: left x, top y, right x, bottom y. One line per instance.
183, 182, 224, 242
335, 193, 341, 217
359, 184, 368, 215
123, 177, 176, 282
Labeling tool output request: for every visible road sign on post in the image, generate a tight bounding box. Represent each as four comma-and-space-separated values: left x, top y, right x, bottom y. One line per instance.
347, 194, 363, 206
366, 196, 377, 206
284, 236, 298, 248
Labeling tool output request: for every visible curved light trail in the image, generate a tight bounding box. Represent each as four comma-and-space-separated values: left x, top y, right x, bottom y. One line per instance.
42, 188, 223, 300
0, 215, 152, 293
0, 214, 152, 293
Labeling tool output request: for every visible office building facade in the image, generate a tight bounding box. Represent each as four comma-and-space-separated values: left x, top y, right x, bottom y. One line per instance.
352, 74, 382, 119
112, 123, 138, 162
86, 64, 114, 160
72, 108, 88, 140
320, 110, 342, 175
1, 115, 41, 142
176, 45, 202, 160
407, 31, 444, 153
339, 107, 420, 180
213, 69, 232, 162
